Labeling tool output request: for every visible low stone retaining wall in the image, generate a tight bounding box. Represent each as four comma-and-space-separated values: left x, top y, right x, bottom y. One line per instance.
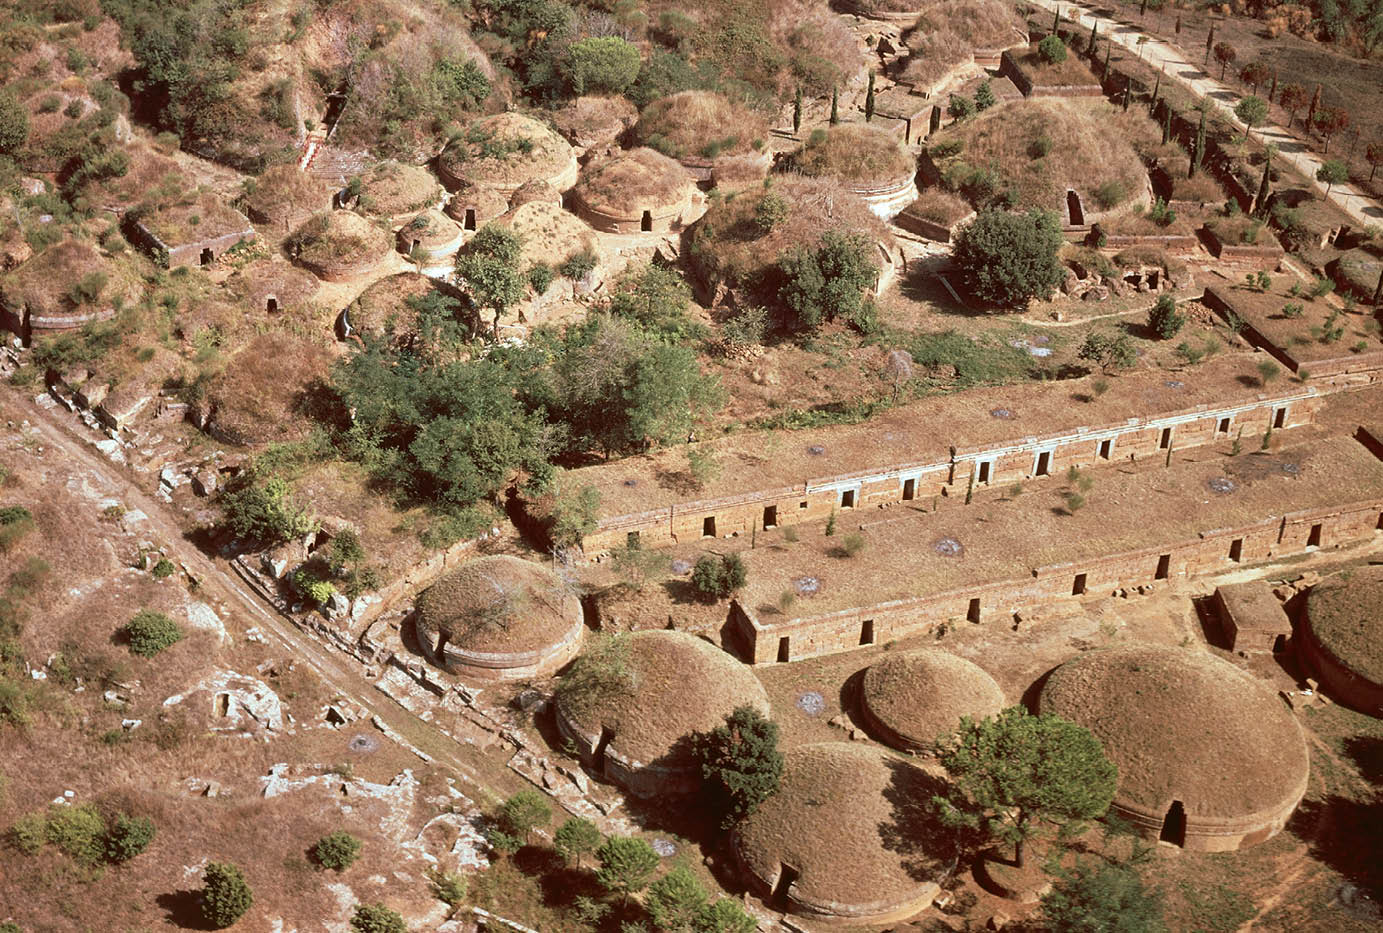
1298, 616, 1383, 717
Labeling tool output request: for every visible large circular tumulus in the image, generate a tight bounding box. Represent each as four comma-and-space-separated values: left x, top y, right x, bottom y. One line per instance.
1301, 566, 1383, 716
1038, 645, 1309, 851
437, 113, 579, 197
415, 555, 584, 682
0, 240, 141, 340
634, 91, 772, 181
859, 649, 1006, 751
286, 211, 392, 282
571, 147, 696, 234
553, 630, 770, 798
732, 743, 956, 925
792, 124, 918, 220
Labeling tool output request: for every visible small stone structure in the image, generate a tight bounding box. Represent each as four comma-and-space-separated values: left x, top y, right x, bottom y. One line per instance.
732, 743, 954, 924
444, 180, 512, 233
1212, 581, 1291, 654
413, 555, 584, 683
858, 649, 1007, 750
1299, 565, 1383, 716
397, 209, 466, 270
571, 147, 698, 234
552, 631, 770, 798
1038, 646, 1309, 851
132, 195, 256, 268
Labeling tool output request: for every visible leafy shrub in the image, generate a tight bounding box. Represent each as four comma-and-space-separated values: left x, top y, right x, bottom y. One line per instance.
428, 866, 468, 906
527, 262, 554, 295
690, 554, 748, 600
952, 209, 1065, 310
45, 804, 106, 866
563, 36, 641, 95
150, 558, 175, 579
0, 506, 33, 553
1148, 295, 1186, 339
1037, 34, 1068, 65
1281, 302, 1304, 318
841, 533, 867, 557
1147, 198, 1176, 227
313, 830, 362, 870
105, 813, 155, 861
122, 610, 183, 658
777, 231, 878, 333
1093, 180, 1127, 210
559, 250, 598, 281
9, 811, 46, 853
202, 862, 253, 928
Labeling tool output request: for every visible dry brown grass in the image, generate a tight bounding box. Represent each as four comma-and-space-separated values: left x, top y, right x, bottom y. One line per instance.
734, 743, 953, 912
792, 124, 914, 186
689, 175, 891, 289
1013, 48, 1101, 87
554, 630, 769, 763
931, 99, 1151, 213
496, 201, 599, 269
358, 161, 445, 218
906, 189, 973, 226
141, 194, 252, 247
550, 94, 638, 146
1039, 646, 1310, 821
85, 146, 195, 214
1308, 566, 1383, 685
0, 239, 141, 319
635, 91, 770, 160
398, 209, 462, 250
203, 333, 333, 447
415, 555, 580, 653
286, 211, 391, 277
573, 147, 693, 216
241, 164, 332, 227
896, 0, 1027, 87
438, 113, 574, 188
861, 649, 1006, 750
228, 258, 320, 312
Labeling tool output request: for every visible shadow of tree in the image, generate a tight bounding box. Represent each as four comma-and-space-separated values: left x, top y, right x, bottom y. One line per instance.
1287, 792, 1383, 908
877, 759, 966, 884
155, 889, 213, 930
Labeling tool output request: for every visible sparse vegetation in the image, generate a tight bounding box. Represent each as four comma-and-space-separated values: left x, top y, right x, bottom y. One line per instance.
121, 610, 182, 658
313, 830, 362, 871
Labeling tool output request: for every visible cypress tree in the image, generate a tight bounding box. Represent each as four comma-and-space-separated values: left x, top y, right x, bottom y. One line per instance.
792, 86, 802, 135
1161, 100, 1173, 145
1373, 269, 1383, 308
1189, 106, 1207, 178
1102, 43, 1112, 79
1122, 79, 1131, 111
1149, 70, 1161, 113
1175, 13, 1182, 34
1253, 146, 1274, 218
1088, 20, 1098, 55
1268, 71, 1278, 104
1205, 24, 1215, 66
829, 86, 838, 125
1307, 84, 1321, 128
1053, 6, 1061, 37
865, 72, 876, 123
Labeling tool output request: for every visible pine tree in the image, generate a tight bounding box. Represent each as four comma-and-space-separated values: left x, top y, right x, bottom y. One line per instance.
829, 86, 839, 125
595, 837, 660, 904
865, 72, 876, 123
692, 706, 784, 829
1161, 100, 1173, 145
1189, 106, 1207, 178
792, 86, 802, 135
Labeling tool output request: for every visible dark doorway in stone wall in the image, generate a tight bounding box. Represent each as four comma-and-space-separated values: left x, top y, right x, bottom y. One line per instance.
1273, 634, 1287, 653
593, 726, 615, 773
1155, 553, 1171, 580
702, 516, 716, 538
1307, 523, 1323, 548
771, 864, 800, 909
1066, 189, 1085, 226
902, 477, 916, 501
266, 296, 278, 313
762, 505, 777, 529
967, 598, 981, 623
200, 247, 214, 266
640, 210, 653, 232
1072, 573, 1088, 596
777, 636, 791, 663
464, 208, 476, 231
859, 619, 875, 646
1160, 800, 1187, 847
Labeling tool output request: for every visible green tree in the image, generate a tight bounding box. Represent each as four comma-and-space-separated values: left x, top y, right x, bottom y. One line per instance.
122, 610, 183, 658
1147, 295, 1186, 340
1189, 105, 1207, 178
777, 231, 879, 333
1316, 159, 1349, 198
313, 831, 363, 870
564, 36, 642, 95
220, 473, 314, 545
952, 209, 1065, 311
1253, 145, 1276, 218
864, 72, 876, 122
0, 92, 29, 156
45, 804, 107, 866
690, 554, 747, 600
695, 899, 758, 933
595, 836, 661, 903
947, 94, 975, 122
646, 865, 710, 931
753, 192, 790, 236
1038, 34, 1068, 65
693, 705, 784, 829
932, 706, 1118, 868
1313, 105, 1350, 153
550, 483, 600, 548
829, 86, 838, 125
554, 816, 603, 867
792, 86, 802, 135
1212, 41, 1237, 80
350, 903, 407, 933
1078, 332, 1137, 372
105, 813, 156, 862
201, 861, 254, 929
1040, 860, 1167, 933
500, 789, 551, 843
455, 224, 525, 338
1234, 96, 1268, 139
974, 80, 997, 111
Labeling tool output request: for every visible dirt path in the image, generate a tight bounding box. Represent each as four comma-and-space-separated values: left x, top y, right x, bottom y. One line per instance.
2, 384, 514, 800
1027, 0, 1383, 226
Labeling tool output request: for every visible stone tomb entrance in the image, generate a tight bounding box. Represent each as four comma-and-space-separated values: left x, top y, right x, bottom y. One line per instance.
1160, 800, 1187, 847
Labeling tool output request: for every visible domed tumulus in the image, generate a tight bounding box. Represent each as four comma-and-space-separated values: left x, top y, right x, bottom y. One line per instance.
733, 743, 956, 924
437, 113, 579, 196
572, 147, 696, 234
553, 630, 769, 798
1038, 645, 1309, 851
415, 555, 584, 682
1301, 566, 1383, 716
859, 649, 1006, 750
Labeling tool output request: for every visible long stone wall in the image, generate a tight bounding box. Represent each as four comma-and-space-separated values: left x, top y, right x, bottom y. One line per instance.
582, 389, 1322, 554
733, 500, 1383, 665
